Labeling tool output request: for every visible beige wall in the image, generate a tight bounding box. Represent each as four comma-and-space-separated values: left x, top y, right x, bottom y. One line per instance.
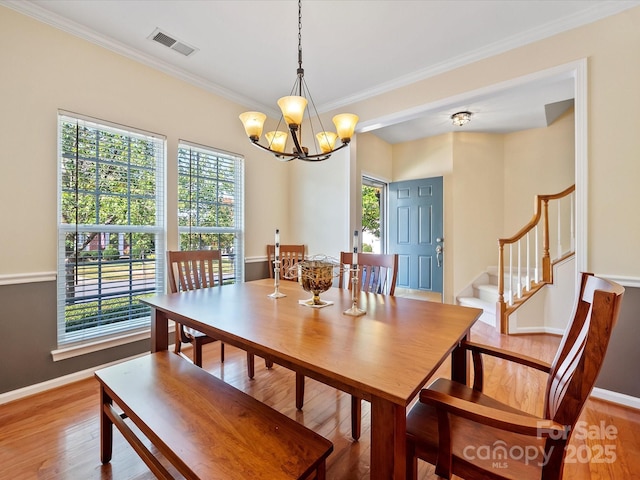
364, 113, 571, 303
5, 4, 639, 282
391, 134, 454, 300
1, 2, 639, 399
357, 132, 393, 182
390, 133, 504, 303
289, 147, 351, 257
352, 133, 393, 255
0, 7, 289, 276
503, 108, 575, 234
451, 133, 505, 300
392, 133, 454, 182
333, 6, 640, 280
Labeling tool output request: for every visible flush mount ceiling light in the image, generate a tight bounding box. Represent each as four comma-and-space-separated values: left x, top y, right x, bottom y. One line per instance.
239, 0, 359, 162
451, 111, 472, 127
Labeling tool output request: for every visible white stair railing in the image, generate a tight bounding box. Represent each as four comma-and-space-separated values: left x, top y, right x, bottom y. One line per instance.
497, 185, 575, 333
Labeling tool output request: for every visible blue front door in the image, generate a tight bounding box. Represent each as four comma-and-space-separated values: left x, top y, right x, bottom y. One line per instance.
389, 177, 444, 293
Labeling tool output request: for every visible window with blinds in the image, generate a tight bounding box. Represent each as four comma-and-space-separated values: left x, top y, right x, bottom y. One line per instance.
57, 112, 165, 346
177, 141, 244, 283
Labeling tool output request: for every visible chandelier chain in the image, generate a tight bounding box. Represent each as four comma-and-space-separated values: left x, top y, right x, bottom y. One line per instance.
297, 0, 303, 72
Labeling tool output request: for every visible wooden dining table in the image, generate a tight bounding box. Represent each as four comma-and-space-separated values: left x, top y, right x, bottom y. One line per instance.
142, 278, 481, 479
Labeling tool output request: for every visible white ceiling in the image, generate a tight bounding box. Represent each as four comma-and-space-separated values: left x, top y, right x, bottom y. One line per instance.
7, 0, 639, 143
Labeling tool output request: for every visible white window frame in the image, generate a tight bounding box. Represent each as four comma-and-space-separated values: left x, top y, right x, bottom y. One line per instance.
177, 141, 244, 283
362, 175, 387, 254
56, 112, 166, 348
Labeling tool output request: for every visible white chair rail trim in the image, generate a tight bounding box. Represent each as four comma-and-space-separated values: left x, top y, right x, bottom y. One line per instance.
0, 271, 56, 285
600, 274, 640, 289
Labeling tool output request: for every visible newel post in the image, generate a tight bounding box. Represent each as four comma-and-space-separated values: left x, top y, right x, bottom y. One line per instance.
497, 242, 508, 333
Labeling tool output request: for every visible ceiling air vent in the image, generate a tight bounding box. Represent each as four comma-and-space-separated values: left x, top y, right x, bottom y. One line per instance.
148, 28, 198, 57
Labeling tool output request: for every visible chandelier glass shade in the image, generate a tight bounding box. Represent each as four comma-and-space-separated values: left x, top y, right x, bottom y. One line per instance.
239, 0, 359, 162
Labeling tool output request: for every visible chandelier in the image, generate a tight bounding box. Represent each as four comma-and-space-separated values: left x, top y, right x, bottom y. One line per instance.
451, 111, 472, 127
239, 0, 359, 162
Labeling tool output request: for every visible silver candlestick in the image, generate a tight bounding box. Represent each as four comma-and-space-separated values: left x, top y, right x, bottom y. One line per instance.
268, 259, 286, 298
343, 265, 365, 316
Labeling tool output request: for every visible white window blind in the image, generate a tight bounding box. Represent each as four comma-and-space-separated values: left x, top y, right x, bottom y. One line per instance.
56, 112, 166, 346
177, 141, 244, 283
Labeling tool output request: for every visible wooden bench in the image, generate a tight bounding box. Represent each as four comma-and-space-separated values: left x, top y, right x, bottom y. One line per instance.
95, 351, 333, 479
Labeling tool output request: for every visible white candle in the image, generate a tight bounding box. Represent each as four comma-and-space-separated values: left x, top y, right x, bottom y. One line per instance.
275, 228, 280, 260
353, 230, 358, 265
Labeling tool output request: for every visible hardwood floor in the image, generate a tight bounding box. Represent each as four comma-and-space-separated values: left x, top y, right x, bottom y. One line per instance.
1, 322, 639, 479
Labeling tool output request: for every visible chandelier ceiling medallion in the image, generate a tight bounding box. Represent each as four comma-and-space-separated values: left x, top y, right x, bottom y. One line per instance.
239, 0, 359, 162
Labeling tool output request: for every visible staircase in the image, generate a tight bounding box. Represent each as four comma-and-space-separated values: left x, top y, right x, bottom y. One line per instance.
456, 267, 500, 327
457, 184, 576, 333
458, 256, 576, 334
457, 267, 536, 329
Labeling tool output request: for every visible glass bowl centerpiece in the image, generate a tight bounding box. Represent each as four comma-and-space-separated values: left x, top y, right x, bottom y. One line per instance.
296, 257, 338, 306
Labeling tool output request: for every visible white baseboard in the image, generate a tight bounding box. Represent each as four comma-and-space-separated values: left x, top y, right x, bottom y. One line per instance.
591, 387, 640, 410
0, 348, 173, 405
509, 326, 565, 335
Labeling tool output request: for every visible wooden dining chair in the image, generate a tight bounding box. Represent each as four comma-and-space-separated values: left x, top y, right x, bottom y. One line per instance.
296, 251, 399, 442
405, 272, 624, 480
344, 251, 398, 440
267, 244, 305, 280
338, 251, 398, 295
266, 244, 304, 372
167, 250, 257, 378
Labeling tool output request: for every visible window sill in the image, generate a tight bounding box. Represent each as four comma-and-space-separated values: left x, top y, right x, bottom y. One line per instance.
51, 322, 175, 361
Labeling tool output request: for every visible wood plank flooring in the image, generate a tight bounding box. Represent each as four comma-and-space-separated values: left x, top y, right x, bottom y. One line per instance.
1, 322, 639, 479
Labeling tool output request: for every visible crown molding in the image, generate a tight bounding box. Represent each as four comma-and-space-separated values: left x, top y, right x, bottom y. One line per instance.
322, 1, 639, 112
1, 0, 277, 115
3, 0, 638, 116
